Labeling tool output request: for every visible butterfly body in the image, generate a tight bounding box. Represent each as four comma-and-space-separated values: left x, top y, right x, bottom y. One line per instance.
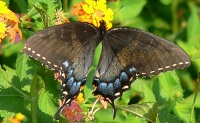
23, 20, 190, 119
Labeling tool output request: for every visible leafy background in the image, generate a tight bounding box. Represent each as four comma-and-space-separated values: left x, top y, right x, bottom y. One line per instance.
0, 0, 200, 123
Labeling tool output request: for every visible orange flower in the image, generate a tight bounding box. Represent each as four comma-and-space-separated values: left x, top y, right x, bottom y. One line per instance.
0, 1, 22, 43
2, 113, 25, 123
71, 0, 114, 29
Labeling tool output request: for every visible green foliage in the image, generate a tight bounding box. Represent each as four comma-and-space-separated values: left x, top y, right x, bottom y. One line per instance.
117, 103, 158, 122
0, 65, 24, 118
0, 0, 200, 123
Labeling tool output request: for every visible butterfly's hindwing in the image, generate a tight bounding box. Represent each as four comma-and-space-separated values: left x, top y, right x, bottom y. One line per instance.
93, 38, 140, 118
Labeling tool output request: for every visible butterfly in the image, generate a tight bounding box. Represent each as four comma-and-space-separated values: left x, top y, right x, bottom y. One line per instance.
23, 20, 191, 119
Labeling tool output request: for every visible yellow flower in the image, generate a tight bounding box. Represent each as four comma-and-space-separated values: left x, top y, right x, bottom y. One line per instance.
15, 113, 25, 120
76, 93, 84, 103
0, 22, 6, 39
0, 1, 10, 14
0, 1, 22, 43
71, 0, 114, 29
2, 113, 25, 123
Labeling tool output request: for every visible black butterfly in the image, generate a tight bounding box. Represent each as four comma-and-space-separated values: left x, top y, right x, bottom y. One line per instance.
23, 20, 191, 119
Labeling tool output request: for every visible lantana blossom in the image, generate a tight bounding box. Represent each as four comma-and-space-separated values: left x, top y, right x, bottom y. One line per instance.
71, 0, 114, 29
0, 1, 22, 43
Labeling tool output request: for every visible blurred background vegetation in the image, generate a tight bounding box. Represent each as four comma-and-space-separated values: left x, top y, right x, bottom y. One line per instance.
0, 0, 200, 123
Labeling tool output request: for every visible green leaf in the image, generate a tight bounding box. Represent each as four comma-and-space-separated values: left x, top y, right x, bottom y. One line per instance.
9, 0, 28, 13
158, 110, 184, 123
28, 0, 61, 28
192, 51, 200, 61
16, 53, 37, 91
2, 0, 10, 6
32, 2, 52, 28
152, 78, 169, 105
37, 91, 58, 122
173, 103, 195, 123
131, 78, 149, 96
157, 72, 183, 101
19, 52, 59, 122
0, 66, 25, 118
83, 43, 102, 104
152, 18, 171, 31
117, 102, 158, 122
159, 0, 172, 5
142, 81, 156, 102
27, 66, 59, 122
183, 91, 200, 108
187, 5, 200, 43
120, 86, 135, 104
125, 114, 146, 123
109, 0, 147, 26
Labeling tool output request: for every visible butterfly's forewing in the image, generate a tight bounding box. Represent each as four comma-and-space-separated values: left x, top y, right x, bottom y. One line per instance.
23, 22, 100, 119
23, 23, 99, 72
93, 27, 191, 118
108, 28, 190, 77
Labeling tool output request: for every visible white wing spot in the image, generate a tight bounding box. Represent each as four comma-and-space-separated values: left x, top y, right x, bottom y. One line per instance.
47, 61, 51, 64
150, 71, 155, 74
142, 72, 146, 75
28, 48, 31, 51
54, 64, 58, 67
32, 50, 35, 53
122, 85, 129, 89
172, 64, 177, 66
36, 54, 41, 57
158, 68, 163, 71
62, 73, 66, 78
165, 66, 170, 68
60, 67, 63, 70
63, 91, 68, 95
179, 62, 183, 65
114, 92, 120, 96
24, 46, 27, 49
185, 62, 190, 64
42, 57, 46, 60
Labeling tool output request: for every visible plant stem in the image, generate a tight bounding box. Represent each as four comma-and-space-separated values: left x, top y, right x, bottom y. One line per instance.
189, 72, 200, 122
172, 0, 179, 34
30, 73, 39, 123
63, 0, 68, 12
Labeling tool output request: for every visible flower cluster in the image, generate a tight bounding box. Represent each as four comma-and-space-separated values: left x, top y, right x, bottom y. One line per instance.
55, 10, 69, 25
0, 1, 22, 43
61, 101, 84, 123
3, 113, 25, 123
71, 0, 114, 29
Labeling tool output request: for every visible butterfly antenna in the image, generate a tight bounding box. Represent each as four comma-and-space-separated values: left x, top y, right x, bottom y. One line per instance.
113, 5, 124, 16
